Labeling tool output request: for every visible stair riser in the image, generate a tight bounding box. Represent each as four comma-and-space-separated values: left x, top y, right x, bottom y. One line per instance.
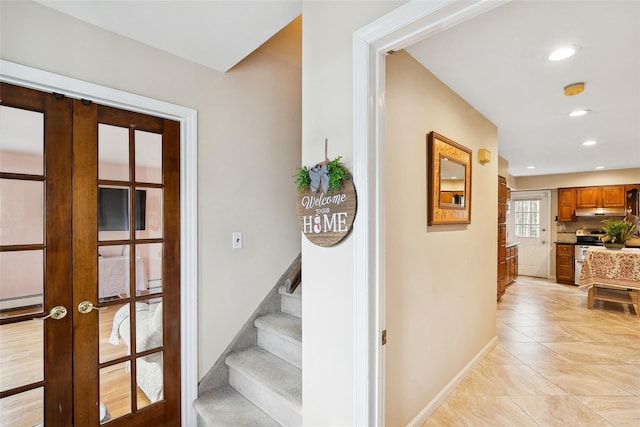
257, 329, 302, 369
281, 295, 301, 318
229, 368, 302, 427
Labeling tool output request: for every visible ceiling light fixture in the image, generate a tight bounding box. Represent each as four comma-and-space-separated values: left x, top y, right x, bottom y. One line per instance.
564, 82, 585, 96
582, 140, 598, 146
526, 165, 536, 169
595, 166, 605, 170
548, 46, 578, 61
569, 109, 590, 117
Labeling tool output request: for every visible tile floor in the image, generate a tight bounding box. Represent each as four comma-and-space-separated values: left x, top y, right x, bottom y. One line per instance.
423, 276, 640, 426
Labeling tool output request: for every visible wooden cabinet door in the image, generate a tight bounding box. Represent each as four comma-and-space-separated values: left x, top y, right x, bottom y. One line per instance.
557, 188, 575, 221
601, 186, 625, 207
576, 187, 599, 208
556, 244, 575, 285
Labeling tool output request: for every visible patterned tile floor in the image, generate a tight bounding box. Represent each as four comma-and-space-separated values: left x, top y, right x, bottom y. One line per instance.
423, 276, 640, 426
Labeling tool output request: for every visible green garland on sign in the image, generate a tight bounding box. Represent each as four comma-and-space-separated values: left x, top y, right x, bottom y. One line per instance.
294, 157, 350, 192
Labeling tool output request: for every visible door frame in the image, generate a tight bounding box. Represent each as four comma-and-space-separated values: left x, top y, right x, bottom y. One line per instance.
352, 1, 511, 425
0, 60, 199, 426
508, 190, 552, 278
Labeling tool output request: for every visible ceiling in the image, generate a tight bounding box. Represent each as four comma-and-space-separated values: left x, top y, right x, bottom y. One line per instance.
36, 0, 640, 178
35, 0, 302, 73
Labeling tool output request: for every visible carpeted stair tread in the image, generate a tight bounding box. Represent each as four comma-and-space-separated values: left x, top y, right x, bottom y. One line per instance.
278, 285, 301, 298
226, 347, 302, 410
194, 385, 281, 427
254, 312, 301, 344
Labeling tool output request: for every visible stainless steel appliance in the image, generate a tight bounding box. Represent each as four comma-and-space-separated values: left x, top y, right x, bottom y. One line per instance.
574, 229, 606, 284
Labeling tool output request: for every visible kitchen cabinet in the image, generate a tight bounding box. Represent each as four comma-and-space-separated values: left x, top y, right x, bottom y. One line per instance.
626, 185, 640, 215
576, 185, 625, 208
498, 176, 507, 300
556, 243, 574, 285
557, 188, 576, 222
506, 243, 519, 285
558, 185, 627, 222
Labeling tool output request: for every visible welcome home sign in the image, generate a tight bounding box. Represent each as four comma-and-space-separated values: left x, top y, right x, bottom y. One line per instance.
296, 175, 357, 247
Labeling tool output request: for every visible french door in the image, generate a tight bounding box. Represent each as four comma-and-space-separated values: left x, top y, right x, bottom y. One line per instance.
0, 83, 181, 426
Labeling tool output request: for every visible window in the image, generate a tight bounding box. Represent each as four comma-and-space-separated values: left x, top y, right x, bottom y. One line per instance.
513, 199, 540, 238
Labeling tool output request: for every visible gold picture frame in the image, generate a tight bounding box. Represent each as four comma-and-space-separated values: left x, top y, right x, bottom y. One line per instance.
427, 131, 472, 225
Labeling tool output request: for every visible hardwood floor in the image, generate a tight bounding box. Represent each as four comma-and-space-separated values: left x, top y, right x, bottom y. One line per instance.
423, 276, 640, 426
0, 303, 150, 426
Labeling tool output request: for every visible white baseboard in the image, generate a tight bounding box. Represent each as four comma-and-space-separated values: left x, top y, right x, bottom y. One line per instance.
0, 295, 43, 311
406, 336, 498, 427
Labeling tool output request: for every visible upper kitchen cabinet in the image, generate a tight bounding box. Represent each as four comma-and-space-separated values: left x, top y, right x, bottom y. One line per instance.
558, 184, 631, 222
558, 188, 576, 222
601, 186, 626, 207
576, 185, 625, 208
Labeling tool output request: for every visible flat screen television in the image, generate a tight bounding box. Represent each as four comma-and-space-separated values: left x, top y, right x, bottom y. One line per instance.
98, 188, 146, 231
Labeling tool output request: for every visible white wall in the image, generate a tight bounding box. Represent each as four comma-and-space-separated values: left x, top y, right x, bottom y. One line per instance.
1, 1, 301, 379
384, 50, 498, 425
301, 1, 402, 425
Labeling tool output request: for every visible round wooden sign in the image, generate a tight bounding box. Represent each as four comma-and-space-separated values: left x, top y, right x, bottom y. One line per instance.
296, 175, 357, 247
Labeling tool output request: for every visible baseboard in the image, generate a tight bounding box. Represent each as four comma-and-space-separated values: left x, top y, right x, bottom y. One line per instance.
406, 336, 498, 427
0, 295, 43, 311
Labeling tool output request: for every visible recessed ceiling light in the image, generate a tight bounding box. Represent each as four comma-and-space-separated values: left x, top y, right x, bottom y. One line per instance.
582, 140, 598, 146
548, 46, 578, 61
569, 109, 590, 117
526, 165, 536, 169
595, 166, 605, 170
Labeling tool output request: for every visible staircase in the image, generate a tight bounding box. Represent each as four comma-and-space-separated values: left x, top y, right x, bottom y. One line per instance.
194, 285, 302, 426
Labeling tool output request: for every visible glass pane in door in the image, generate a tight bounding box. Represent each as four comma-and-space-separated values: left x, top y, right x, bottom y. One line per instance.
99, 302, 130, 364
0, 178, 44, 246
136, 243, 162, 296
135, 130, 162, 184
99, 362, 132, 422
136, 352, 163, 408
135, 187, 163, 240
0, 248, 44, 319
0, 105, 43, 175
98, 186, 131, 242
0, 314, 43, 390
0, 387, 43, 427
98, 244, 131, 302
98, 124, 129, 182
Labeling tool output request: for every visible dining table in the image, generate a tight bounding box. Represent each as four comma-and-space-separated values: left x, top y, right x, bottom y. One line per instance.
578, 246, 640, 316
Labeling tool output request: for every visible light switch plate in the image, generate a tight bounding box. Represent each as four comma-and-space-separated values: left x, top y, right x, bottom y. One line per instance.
232, 232, 242, 249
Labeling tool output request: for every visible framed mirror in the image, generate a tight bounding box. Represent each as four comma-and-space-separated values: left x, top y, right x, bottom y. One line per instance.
427, 131, 472, 225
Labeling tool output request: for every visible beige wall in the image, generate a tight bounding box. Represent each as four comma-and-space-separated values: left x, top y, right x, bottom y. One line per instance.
383, 50, 498, 425
1, 1, 302, 379
512, 168, 640, 190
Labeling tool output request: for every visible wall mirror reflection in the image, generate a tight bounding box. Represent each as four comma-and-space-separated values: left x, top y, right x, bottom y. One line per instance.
427, 131, 472, 225
439, 156, 466, 207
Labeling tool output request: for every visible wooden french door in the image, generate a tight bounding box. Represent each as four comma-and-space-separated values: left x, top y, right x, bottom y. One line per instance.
0, 82, 181, 426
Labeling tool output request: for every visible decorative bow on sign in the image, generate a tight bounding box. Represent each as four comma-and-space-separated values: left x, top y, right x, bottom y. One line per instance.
308, 164, 329, 194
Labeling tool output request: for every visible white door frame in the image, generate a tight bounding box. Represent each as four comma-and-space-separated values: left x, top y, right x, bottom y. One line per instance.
0, 60, 199, 427
352, 1, 511, 425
